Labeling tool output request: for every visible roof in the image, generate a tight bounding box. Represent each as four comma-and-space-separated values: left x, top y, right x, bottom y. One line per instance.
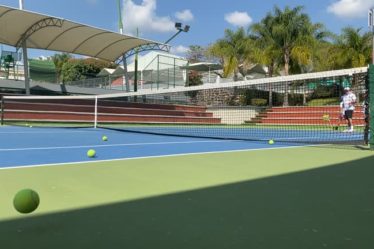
245, 64, 268, 75
180, 62, 222, 71
108, 51, 187, 75
0, 5, 164, 62
97, 68, 116, 77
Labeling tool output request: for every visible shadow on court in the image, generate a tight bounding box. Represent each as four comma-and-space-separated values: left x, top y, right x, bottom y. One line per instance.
1, 155, 373, 249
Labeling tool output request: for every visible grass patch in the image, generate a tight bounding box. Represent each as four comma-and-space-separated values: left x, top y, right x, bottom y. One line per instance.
307, 97, 340, 106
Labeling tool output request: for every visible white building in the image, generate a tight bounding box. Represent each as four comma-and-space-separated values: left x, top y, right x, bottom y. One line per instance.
98, 51, 188, 91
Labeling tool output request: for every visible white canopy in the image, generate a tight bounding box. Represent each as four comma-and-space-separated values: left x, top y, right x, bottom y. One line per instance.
180, 62, 222, 72
97, 68, 116, 77
0, 5, 164, 62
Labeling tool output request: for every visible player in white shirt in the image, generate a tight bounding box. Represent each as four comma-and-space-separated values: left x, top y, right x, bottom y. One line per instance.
340, 87, 357, 132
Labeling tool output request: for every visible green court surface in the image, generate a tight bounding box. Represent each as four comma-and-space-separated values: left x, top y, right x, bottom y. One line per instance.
1, 146, 374, 248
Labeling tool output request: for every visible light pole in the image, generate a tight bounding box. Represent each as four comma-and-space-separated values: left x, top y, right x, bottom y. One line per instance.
164, 23, 190, 87
165, 23, 190, 44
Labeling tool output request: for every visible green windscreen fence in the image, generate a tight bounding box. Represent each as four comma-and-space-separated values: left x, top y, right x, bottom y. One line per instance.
369, 64, 374, 149
29, 59, 57, 83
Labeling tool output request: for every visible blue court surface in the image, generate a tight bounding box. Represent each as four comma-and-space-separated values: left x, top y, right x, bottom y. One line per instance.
0, 126, 305, 169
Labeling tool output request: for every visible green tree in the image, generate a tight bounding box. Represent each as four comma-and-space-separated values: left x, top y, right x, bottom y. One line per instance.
269, 6, 326, 76
186, 45, 206, 63
309, 40, 337, 72
52, 53, 73, 82
249, 14, 282, 106
264, 6, 327, 105
61, 58, 116, 83
61, 59, 85, 83
249, 6, 327, 105
207, 28, 251, 81
249, 13, 281, 77
187, 70, 203, 87
333, 27, 372, 68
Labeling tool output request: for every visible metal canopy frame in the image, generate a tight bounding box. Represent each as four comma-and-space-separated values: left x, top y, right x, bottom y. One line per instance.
0, 5, 164, 62
116, 43, 171, 64
15, 17, 64, 49
0, 4, 166, 94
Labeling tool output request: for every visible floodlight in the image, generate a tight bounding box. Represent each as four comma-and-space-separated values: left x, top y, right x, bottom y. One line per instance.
184, 25, 190, 32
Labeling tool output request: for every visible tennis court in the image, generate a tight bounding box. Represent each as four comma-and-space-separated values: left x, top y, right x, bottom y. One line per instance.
0, 125, 303, 168
1, 3, 374, 248
0, 126, 373, 248
1, 66, 374, 248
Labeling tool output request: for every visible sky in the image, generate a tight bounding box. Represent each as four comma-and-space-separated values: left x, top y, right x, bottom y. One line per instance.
0, 0, 373, 59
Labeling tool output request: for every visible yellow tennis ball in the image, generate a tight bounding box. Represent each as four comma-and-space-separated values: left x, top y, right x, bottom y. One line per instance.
268, 139, 274, 145
87, 149, 96, 158
13, 189, 40, 214
322, 114, 330, 121
102, 136, 108, 141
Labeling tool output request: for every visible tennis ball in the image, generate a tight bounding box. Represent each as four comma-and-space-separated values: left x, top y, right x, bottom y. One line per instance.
322, 114, 330, 121
13, 189, 40, 214
102, 135, 108, 141
268, 139, 274, 145
87, 149, 96, 158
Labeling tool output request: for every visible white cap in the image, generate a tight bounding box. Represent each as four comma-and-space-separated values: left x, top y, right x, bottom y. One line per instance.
344, 87, 351, 91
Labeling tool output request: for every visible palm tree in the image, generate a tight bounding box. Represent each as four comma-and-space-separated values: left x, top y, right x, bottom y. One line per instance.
270, 6, 328, 75
249, 14, 281, 77
332, 27, 372, 101
333, 27, 372, 68
249, 14, 282, 106
311, 40, 337, 71
207, 28, 251, 81
52, 53, 72, 82
268, 6, 327, 105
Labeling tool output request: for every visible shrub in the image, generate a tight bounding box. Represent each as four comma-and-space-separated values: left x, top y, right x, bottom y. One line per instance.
251, 98, 268, 106
307, 97, 340, 106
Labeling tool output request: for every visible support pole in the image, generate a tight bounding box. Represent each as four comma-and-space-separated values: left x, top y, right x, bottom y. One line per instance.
117, 0, 131, 92
122, 56, 130, 92
19, 0, 30, 95
1, 96, 4, 126
370, 8, 374, 64
22, 43, 30, 95
368, 64, 374, 149
94, 96, 98, 129
134, 28, 139, 92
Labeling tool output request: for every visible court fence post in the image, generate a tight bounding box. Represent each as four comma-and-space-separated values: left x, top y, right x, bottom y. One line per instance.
94, 96, 98, 129
0, 96, 4, 126
369, 64, 374, 150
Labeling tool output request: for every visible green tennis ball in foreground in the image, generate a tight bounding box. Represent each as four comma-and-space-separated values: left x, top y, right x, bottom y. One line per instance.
268, 139, 274, 145
13, 189, 40, 214
102, 135, 108, 141
87, 149, 96, 158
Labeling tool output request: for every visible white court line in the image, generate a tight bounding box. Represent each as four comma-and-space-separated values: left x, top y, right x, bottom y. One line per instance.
0, 144, 311, 170
0, 140, 237, 152
273, 135, 362, 141
0, 130, 94, 134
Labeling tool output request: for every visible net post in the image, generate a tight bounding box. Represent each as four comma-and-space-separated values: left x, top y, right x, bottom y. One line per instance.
0, 96, 4, 126
369, 64, 374, 149
94, 96, 98, 129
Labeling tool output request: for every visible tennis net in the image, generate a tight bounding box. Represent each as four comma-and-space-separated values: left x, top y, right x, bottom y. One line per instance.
0, 67, 370, 145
